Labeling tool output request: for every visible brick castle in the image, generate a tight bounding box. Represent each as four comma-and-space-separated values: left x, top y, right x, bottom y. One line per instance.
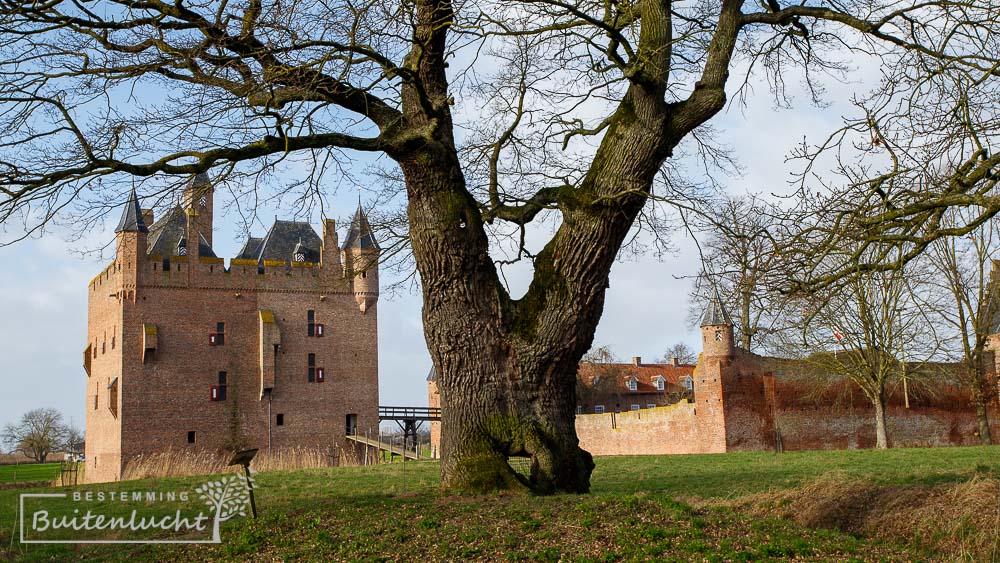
85, 174, 379, 482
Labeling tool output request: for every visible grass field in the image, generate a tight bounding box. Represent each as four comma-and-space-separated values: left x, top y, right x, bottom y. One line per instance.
0, 447, 997, 561
0, 463, 60, 485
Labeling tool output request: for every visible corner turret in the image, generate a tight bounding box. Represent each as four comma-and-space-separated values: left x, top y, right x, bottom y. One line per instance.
342, 202, 380, 314
115, 188, 147, 292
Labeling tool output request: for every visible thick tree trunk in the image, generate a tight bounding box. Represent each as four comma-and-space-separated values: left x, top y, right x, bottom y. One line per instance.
873, 393, 889, 449
400, 153, 600, 492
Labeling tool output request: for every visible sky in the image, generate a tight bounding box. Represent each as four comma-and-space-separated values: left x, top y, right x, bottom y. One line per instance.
0, 44, 878, 435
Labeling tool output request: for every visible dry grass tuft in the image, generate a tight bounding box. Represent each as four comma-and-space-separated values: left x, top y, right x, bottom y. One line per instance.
730, 470, 1000, 561
123, 447, 360, 480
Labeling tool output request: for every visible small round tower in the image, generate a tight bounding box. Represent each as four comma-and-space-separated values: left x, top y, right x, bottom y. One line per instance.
700, 288, 734, 358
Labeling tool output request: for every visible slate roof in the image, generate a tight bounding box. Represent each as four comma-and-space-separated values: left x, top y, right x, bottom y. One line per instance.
240, 220, 322, 264
147, 206, 186, 256
341, 203, 379, 251
146, 205, 216, 258
700, 288, 733, 327
235, 237, 264, 260
115, 188, 149, 233
426, 366, 437, 382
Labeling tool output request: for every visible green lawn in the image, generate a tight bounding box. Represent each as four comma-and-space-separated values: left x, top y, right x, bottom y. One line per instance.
0, 463, 60, 485
1, 446, 997, 561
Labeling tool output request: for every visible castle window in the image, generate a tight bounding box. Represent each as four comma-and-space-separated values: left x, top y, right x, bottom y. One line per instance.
108, 377, 119, 419
594, 405, 605, 414
211, 371, 228, 401
111, 334, 115, 350
93, 391, 98, 410
308, 353, 316, 382
276, 414, 284, 426
210, 322, 225, 346
187, 431, 196, 444
307, 310, 315, 336
316, 367, 325, 383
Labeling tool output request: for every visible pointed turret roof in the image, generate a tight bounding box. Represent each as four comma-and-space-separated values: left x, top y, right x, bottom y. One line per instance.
185, 172, 211, 190
341, 202, 380, 251
700, 288, 733, 327
115, 188, 148, 233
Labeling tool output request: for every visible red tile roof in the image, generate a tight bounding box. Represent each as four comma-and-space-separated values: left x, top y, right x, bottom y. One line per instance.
577, 362, 695, 394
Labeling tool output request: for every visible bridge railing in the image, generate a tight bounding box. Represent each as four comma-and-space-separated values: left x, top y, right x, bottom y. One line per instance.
378, 406, 441, 421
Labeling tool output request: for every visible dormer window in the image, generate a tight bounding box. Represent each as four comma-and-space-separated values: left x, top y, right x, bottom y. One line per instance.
682, 376, 694, 391
654, 376, 665, 391
292, 239, 306, 262
626, 377, 637, 392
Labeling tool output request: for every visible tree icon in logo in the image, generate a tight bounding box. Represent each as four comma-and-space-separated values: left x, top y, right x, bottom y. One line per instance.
195, 474, 252, 542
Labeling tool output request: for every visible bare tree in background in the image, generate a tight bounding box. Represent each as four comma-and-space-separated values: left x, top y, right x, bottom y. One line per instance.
782, 255, 939, 449
1, 0, 999, 493
2, 408, 68, 463
64, 425, 85, 458
925, 211, 999, 445
657, 342, 697, 365
688, 196, 788, 353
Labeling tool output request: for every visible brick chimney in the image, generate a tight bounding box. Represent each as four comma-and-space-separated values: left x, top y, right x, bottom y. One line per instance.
632, 356, 641, 366
671, 357, 680, 367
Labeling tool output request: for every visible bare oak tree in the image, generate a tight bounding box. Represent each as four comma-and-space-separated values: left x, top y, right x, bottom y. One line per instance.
2, 408, 69, 463
782, 256, 939, 449
2, 0, 999, 492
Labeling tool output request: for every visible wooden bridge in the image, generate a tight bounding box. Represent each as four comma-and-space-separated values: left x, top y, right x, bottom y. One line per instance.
345, 406, 441, 462
344, 433, 421, 461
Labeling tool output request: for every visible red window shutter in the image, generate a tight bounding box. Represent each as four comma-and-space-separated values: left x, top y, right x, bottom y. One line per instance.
316, 324, 325, 337
316, 368, 325, 383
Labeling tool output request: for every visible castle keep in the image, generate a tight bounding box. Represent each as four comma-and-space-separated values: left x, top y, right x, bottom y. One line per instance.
84, 175, 380, 482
